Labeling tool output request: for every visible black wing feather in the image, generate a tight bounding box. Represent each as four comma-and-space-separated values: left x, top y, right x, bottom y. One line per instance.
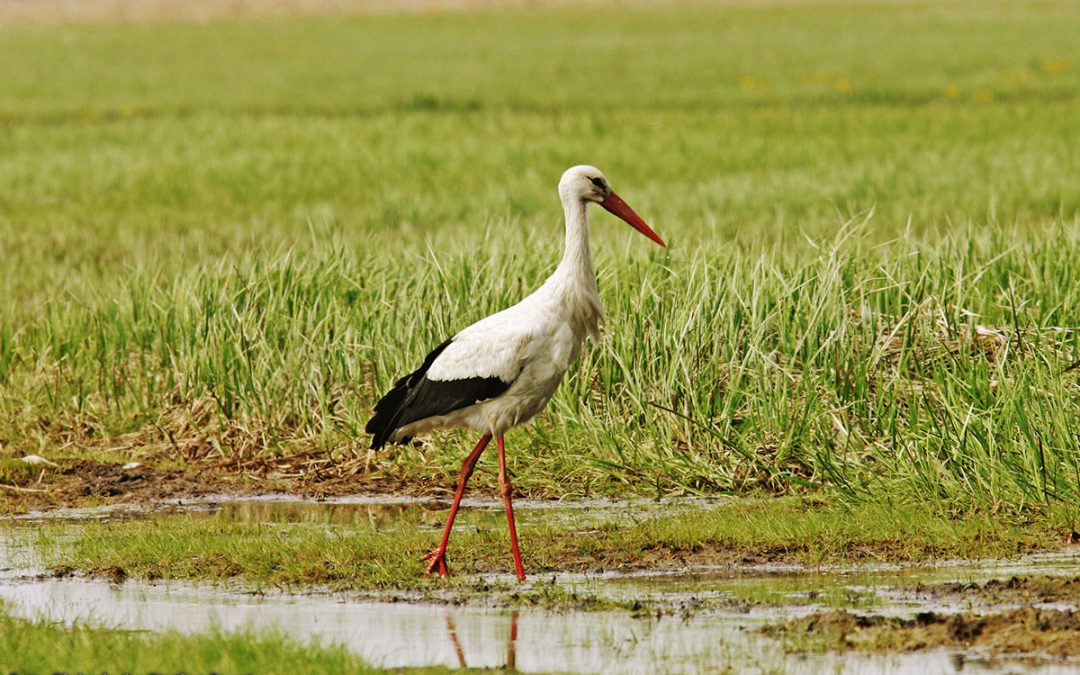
366, 339, 511, 449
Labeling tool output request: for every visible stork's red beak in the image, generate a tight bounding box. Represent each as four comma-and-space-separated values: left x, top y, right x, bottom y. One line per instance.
600, 192, 666, 247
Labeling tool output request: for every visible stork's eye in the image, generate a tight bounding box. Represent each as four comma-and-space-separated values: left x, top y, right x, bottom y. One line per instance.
589, 177, 605, 189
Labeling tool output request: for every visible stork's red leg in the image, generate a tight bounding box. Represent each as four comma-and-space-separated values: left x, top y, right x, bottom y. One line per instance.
422, 434, 491, 577
496, 436, 526, 582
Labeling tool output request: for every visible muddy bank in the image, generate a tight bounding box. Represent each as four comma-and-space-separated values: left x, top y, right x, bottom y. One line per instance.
910, 574, 1080, 606
766, 606, 1080, 658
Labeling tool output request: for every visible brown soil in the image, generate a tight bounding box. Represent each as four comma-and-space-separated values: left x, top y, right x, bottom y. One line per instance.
766, 606, 1080, 657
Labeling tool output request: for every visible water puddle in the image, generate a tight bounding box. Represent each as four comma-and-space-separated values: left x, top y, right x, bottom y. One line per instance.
4, 493, 725, 529
2, 497, 1078, 673
1, 574, 1075, 673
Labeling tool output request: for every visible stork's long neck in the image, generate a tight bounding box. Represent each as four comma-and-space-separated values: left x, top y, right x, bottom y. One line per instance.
548, 192, 603, 339
558, 196, 594, 280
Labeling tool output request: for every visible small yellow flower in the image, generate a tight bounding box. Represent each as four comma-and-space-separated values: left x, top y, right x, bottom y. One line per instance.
834, 78, 852, 93
805, 70, 830, 85
944, 84, 961, 99
1042, 59, 1072, 75
971, 89, 993, 103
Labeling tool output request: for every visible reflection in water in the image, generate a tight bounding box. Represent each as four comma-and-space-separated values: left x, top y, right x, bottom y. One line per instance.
215, 500, 448, 528
445, 611, 467, 668
443, 609, 518, 669
6, 495, 723, 531
507, 609, 518, 670
209, 498, 637, 530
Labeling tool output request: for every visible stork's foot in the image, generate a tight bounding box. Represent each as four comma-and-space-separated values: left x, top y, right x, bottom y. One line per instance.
421, 548, 450, 577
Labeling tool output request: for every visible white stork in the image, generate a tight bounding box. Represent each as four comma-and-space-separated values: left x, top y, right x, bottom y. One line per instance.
366, 165, 665, 582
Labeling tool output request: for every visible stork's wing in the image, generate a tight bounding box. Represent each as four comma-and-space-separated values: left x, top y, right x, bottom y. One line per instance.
365, 326, 531, 449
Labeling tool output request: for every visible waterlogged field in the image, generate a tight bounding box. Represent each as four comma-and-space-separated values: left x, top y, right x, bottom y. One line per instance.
2, 0, 1080, 671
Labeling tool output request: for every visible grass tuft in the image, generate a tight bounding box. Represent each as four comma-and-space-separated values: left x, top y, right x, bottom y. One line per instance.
0, 606, 383, 674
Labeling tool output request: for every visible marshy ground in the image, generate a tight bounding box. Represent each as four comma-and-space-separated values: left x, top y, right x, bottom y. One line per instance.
3, 497, 1079, 672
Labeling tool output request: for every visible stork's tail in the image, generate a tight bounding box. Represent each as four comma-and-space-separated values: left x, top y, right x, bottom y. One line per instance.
365, 340, 453, 449
365, 379, 411, 450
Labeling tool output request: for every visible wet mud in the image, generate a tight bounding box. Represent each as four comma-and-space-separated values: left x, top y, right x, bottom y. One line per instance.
910, 574, 1080, 606
767, 606, 1080, 658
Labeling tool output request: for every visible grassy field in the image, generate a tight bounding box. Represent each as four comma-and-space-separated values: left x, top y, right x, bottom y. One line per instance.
2, 0, 1080, 521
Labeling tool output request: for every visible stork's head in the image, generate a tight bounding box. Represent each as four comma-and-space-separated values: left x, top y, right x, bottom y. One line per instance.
559, 165, 666, 247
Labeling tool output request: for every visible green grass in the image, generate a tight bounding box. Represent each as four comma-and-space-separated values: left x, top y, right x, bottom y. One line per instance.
29, 499, 1070, 590
2, 0, 1080, 515
0, 607, 386, 674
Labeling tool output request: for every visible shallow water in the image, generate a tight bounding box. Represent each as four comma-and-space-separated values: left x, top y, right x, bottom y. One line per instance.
1, 574, 1075, 674
600, 550, 1080, 616
2, 497, 1079, 674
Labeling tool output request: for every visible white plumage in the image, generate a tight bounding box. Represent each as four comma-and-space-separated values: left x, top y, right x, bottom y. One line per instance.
365, 165, 664, 582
